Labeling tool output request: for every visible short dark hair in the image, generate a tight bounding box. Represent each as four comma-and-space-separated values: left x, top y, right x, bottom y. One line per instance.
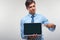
25, 0, 35, 8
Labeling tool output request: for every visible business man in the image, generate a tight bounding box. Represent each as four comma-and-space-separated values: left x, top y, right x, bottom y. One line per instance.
20, 0, 56, 40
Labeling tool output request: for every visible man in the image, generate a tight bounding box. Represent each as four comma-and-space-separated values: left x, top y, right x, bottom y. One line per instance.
20, 0, 56, 40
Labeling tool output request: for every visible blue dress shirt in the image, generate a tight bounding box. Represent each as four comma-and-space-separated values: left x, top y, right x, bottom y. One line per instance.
20, 13, 55, 40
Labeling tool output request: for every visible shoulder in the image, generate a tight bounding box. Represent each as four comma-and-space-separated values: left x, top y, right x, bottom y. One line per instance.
36, 13, 45, 17
36, 13, 48, 20
21, 14, 29, 21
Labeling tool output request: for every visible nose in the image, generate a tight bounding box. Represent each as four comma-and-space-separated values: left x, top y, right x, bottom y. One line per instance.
32, 7, 35, 10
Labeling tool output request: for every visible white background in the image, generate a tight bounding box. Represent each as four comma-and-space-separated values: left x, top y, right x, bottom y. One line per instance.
0, 0, 60, 40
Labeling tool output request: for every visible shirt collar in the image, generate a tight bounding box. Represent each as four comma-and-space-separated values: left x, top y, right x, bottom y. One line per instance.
28, 13, 37, 17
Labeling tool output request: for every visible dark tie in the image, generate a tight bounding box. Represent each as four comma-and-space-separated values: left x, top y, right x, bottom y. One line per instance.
31, 15, 34, 23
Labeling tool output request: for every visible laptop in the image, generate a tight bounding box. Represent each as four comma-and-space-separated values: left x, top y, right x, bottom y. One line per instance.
24, 23, 42, 36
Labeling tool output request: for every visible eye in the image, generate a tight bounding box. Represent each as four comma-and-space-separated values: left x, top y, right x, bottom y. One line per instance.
29, 6, 32, 8
33, 5, 35, 7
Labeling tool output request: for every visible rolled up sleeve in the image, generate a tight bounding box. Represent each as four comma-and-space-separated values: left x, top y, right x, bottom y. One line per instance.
42, 16, 56, 31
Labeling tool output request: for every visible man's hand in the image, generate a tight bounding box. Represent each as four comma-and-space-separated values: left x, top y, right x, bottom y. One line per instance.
45, 23, 56, 28
28, 34, 37, 39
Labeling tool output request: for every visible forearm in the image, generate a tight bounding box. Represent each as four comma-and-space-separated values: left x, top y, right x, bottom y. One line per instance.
44, 23, 56, 28
44, 24, 56, 31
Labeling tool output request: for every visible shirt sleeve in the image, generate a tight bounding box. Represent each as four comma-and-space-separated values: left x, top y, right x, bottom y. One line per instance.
20, 19, 28, 39
42, 16, 49, 24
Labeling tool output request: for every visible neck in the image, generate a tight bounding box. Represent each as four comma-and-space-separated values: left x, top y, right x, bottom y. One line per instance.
29, 13, 35, 15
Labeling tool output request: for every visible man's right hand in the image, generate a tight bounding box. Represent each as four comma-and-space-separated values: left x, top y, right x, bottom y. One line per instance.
28, 34, 37, 39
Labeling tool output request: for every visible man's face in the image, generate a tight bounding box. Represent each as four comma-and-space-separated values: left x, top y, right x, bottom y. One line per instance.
27, 3, 36, 14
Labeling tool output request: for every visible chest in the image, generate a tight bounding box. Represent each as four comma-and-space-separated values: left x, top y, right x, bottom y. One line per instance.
24, 17, 43, 23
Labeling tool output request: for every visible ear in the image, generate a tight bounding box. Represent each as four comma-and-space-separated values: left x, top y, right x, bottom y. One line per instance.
26, 7, 29, 10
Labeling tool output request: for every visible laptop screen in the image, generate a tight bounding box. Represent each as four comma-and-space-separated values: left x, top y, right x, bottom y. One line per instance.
24, 23, 42, 36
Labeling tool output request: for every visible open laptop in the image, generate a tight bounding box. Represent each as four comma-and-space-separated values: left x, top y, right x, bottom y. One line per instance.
24, 23, 42, 36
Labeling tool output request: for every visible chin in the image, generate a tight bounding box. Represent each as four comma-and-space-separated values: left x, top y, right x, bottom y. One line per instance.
32, 12, 35, 13
31, 12, 35, 14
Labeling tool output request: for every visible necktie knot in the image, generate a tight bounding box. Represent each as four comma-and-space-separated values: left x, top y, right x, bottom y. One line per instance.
31, 15, 34, 18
